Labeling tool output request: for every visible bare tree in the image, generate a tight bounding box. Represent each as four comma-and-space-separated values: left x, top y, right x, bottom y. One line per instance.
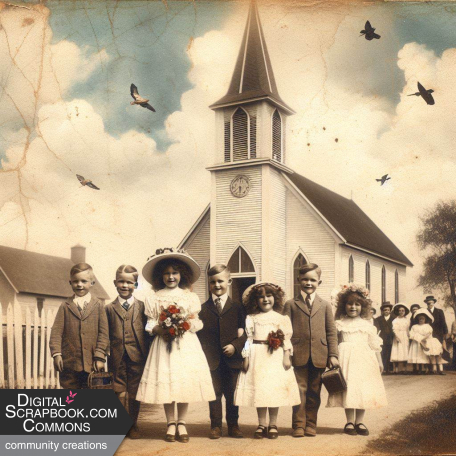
417, 201, 456, 311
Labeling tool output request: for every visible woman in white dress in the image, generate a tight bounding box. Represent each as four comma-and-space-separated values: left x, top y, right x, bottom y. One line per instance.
390, 303, 410, 374
136, 248, 215, 443
327, 284, 387, 437
234, 283, 300, 439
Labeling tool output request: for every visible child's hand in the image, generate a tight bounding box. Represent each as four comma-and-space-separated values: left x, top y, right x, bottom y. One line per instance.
223, 344, 235, 357
378, 361, 384, 374
53, 355, 63, 372
328, 356, 339, 369
153, 326, 170, 337
242, 357, 249, 372
237, 328, 244, 338
93, 360, 105, 372
283, 357, 292, 371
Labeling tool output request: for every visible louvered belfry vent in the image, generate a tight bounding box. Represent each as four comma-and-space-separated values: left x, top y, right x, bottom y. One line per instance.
224, 119, 231, 162
272, 109, 282, 162
249, 110, 257, 158
233, 108, 249, 161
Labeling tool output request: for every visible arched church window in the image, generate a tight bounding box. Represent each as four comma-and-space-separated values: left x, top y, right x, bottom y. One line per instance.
232, 108, 249, 161
227, 247, 255, 274
365, 260, 371, 291
272, 109, 282, 162
293, 253, 308, 298
349, 255, 354, 282
224, 115, 231, 162
381, 265, 386, 303
395, 269, 399, 303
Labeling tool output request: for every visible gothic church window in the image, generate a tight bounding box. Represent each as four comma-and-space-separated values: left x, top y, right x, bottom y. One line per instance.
349, 255, 354, 282
232, 108, 249, 161
381, 265, 386, 303
293, 253, 308, 298
272, 109, 282, 162
227, 246, 255, 274
365, 260, 371, 291
395, 269, 399, 303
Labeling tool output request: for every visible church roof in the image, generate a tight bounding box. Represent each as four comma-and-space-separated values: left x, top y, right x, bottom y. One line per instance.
286, 172, 413, 266
210, 0, 294, 115
0, 245, 110, 299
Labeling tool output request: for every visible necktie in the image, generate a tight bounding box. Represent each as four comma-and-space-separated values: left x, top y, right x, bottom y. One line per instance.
78, 301, 87, 316
122, 302, 130, 311
305, 295, 312, 311
215, 298, 223, 315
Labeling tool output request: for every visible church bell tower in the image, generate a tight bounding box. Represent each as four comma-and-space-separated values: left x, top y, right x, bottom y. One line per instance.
208, 0, 295, 302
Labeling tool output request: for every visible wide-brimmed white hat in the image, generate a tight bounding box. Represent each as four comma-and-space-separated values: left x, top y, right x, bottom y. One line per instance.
393, 303, 409, 316
142, 248, 200, 285
414, 308, 434, 323
241, 282, 284, 306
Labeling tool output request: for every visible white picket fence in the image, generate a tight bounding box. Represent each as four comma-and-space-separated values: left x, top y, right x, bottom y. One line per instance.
1, 298, 60, 389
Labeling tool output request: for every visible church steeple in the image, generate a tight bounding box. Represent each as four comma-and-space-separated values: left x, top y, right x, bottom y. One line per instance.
210, 0, 294, 115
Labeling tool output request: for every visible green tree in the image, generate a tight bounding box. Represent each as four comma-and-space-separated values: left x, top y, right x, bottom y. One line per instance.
417, 201, 456, 310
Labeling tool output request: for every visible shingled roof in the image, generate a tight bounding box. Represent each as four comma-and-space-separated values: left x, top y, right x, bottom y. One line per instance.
210, 0, 294, 115
286, 172, 413, 266
0, 245, 110, 299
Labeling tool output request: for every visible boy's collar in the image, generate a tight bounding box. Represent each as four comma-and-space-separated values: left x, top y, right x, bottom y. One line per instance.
73, 292, 92, 304
118, 296, 134, 305
212, 293, 228, 303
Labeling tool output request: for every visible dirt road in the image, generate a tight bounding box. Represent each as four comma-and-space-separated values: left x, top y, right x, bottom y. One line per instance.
115, 372, 456, 456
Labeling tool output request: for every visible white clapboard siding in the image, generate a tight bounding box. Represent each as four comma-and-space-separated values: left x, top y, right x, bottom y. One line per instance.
1, 304, 59, 389
215, 167, 262, 277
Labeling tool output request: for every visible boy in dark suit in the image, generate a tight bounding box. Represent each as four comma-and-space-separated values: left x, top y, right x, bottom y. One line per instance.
50, 263, 109, 389
374, 302, 395, 374
197, 264, 247, 439
105, 265, 151, 439
283, 263, 339, 438
425, 295, 448, 375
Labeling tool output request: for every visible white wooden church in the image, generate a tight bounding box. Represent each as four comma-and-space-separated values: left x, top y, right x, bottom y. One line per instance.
179, 1, 412, 306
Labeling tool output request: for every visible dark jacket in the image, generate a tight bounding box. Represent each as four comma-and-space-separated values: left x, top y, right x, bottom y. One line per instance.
283, 294, 338, 369
428, 307, 448, 343
374, 315, 396, 345
105, 297, 151, 370
49, 295, 109, 372
197, 296, 247, 371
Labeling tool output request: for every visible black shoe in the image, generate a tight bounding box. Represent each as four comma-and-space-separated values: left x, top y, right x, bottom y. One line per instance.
344, 422, 357, 436
165, 422, 176, 442
355, 423, 369, 436
254, 425, 267, 439
268, 425, 279, 439
438, 371, 446, 375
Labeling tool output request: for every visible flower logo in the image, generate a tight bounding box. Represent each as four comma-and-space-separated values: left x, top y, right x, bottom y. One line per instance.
65, 390, 77, 405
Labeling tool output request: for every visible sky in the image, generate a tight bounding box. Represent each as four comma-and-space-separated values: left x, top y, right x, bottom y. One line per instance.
0, 0, 455, 309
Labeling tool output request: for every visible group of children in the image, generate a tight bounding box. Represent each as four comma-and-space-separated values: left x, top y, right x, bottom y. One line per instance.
50, 249, 388, 442
377, 301, 446, 375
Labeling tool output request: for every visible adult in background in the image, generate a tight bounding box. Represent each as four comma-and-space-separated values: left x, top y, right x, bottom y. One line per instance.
374, 302, 395, 375
425, 296, 448, 343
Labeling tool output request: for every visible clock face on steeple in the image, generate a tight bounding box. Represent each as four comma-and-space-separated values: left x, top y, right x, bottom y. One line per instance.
230, 175, 250, 198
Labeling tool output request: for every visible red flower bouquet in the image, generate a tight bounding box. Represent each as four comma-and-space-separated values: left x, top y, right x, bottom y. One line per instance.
267, 329, 285, 354
158, 303, 192, 352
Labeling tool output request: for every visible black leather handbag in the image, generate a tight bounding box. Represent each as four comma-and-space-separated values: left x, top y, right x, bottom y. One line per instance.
321, 367, 347, 394
88, 371, 113, 389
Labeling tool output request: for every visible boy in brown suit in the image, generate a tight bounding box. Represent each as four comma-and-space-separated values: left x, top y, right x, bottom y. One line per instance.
283, 263, 339, 437
50, 263, 109, 389
105, 265, 151, 439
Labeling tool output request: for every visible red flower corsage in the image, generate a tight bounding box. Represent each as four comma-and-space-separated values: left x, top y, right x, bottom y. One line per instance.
267, 329, 285, 354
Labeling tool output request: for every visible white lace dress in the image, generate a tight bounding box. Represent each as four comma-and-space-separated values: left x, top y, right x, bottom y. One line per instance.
390, 317, 410, 362
327, 317, 387, 409
234, 311, 301, 407
408, 323, 442, 364
136, 287, 215, 404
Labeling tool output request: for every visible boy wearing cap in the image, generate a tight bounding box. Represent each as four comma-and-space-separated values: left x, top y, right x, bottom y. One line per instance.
283, 263, 339, 438
198, 264, 247, 439
374, 302, 395, 375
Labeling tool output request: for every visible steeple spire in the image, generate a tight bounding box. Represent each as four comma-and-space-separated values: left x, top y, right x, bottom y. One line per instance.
210, 0, 294, 115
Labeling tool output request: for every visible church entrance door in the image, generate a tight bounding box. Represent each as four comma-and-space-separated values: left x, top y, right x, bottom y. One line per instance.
231, 277, 256, 305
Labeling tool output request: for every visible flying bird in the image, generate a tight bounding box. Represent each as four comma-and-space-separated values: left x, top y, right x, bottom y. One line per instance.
407, 82, 435, 105
76, 174, 100, 190
130, 84, 155, 112
376, 174, 391, 186
360, 21, 381, 40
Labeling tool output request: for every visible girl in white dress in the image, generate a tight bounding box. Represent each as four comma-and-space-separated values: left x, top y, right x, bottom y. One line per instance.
136, 249, 215, 443
390, 303, 410, 374
234, 283, 300, 439
327, 284, 387, 437
408, 309, 443, 375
